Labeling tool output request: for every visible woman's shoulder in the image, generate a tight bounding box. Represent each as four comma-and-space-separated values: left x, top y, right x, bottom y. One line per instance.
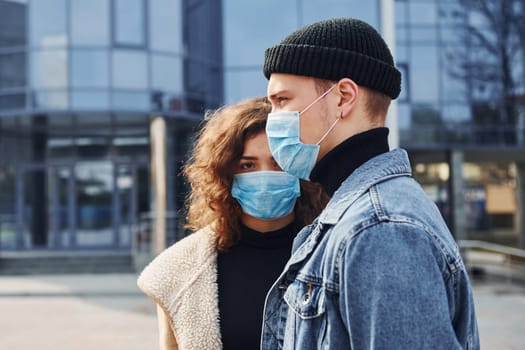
137, 227, 217, 303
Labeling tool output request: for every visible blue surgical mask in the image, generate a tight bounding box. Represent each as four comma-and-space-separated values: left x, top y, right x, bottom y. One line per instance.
231, 171, 300, 220
266, 85, 339, 180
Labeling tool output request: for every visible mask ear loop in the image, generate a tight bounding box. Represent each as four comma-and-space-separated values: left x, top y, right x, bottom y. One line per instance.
299, 84, 337, 115
316, 111, 343, 146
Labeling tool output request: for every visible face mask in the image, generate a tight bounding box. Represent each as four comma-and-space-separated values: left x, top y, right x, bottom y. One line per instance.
231, 171, 300, 220
266, 85, 339, 180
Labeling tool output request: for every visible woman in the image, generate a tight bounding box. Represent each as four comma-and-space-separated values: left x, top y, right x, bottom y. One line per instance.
137, 97, 328, 350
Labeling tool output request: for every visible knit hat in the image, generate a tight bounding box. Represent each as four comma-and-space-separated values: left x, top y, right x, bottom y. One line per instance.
264, 18, 401, 99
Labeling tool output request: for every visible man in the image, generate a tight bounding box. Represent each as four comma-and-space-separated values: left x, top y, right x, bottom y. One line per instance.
261, 18, 479, 349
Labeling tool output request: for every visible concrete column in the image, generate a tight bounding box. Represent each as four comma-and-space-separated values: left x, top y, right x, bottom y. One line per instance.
516, 162, 525, 249
450, 150, 466, 242
150, 116, 167, 254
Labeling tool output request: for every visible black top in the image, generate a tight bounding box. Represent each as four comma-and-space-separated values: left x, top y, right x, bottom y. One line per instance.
217, 222, 296, 350
310, 127, 390, 196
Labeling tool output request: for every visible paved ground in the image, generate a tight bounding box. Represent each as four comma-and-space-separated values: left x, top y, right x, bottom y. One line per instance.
0, 273, 524, 349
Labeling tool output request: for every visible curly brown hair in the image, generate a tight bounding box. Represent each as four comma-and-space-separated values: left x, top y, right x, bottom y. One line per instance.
183, 97, 329, 251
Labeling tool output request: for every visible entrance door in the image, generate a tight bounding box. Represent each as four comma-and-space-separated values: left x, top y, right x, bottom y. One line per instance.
15, 161, 149, 250
16, 164, 73, 249
115, 162, 150, 249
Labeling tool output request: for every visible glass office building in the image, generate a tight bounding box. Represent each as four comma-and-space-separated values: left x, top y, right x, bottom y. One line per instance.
0, 0, 222, 250
1, 0, 523, 252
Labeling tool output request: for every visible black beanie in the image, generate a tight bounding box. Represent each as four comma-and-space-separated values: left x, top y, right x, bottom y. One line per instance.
264, 18, 401, 99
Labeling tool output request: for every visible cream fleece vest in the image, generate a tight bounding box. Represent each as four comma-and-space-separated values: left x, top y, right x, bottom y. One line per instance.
137, 227, 222, 350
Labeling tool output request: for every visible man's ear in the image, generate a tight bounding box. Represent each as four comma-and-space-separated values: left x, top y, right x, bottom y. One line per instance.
336, 78, 359, 118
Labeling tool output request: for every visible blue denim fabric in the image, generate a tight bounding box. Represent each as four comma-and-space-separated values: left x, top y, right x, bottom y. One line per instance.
261, 149, 479, 350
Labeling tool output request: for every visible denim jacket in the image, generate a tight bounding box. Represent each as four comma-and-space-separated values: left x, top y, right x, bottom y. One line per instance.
261, 149, 479, 350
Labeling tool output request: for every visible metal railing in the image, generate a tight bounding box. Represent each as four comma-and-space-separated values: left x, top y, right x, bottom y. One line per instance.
459, 239, 525, 285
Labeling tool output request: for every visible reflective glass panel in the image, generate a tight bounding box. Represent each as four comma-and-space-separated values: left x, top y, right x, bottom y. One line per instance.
31, 50, 68, 88
0, 93, 25, 110
75, 161, 114, 247
0, 166, 16, 248
71, 0, 110, 46
442, 104, 471, 123
223, 0, 298, 67
409, 2, 437, 25
302, 0, 378, 28
112, 50, 147, 89
409, 46, 439, 102
0, 52, 26, 89
224, 69, 267, 105
114, 0, 145, 46
71, 50, 109, 88
151, 54, 183, 94
0, 0, 27, 48
112, 91, 149, 110
30, 0, 67, 47
32, 91, 68, 109
150, 0, 182, 53
71, 91, 110, 110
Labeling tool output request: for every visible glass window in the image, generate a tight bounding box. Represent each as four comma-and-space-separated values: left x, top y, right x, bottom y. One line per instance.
151, 54, 183, 94
409, 2, 437, 25
409, 46, 439, 102
30, 0, 67, 47
112, 50, 147, 89
396, 27, 408, 44
224, 69, 267, 105
410, 27, 437, 43
112, 91, 149, 110
71, 0, 110, 46
114, 0, 145, 46
0, 52, 26, 89
71, 50, 109, 88
223, 0, 298, 67
31, 50, 68, 88
0, 93, 26, 110
437, 1, 466, 26
442, 104, 471, 123
302, 0, 378, 28
397, 102, 411, 130
395, 1, 407, 25
0, 0, 27, 48
440, 49, 468, 103
71, 91, 110, 109
149, 0, 182, 53
32, 91, 68, 109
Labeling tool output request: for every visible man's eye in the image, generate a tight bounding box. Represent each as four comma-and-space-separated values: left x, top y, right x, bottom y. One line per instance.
277, 97, 287, 105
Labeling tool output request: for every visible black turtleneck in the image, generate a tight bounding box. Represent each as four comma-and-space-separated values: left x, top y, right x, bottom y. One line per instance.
310, 127, 390, 196
217, 222, 296, 350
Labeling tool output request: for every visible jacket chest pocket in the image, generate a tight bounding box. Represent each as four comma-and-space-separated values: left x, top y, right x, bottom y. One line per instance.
282, 279, 328, 349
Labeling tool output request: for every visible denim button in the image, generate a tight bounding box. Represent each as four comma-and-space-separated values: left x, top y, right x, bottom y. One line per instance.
302, 293, 310, 304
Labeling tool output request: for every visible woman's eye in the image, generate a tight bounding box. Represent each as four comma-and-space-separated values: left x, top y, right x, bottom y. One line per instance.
239, 162, 255, 170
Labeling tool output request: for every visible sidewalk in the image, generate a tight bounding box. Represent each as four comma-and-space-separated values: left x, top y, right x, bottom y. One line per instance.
0, 274, 158, 350
0, 273, 524, 349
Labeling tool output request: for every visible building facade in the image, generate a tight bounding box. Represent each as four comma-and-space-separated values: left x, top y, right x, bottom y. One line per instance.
1, 0, 523, 252
0, 0, 222, 251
